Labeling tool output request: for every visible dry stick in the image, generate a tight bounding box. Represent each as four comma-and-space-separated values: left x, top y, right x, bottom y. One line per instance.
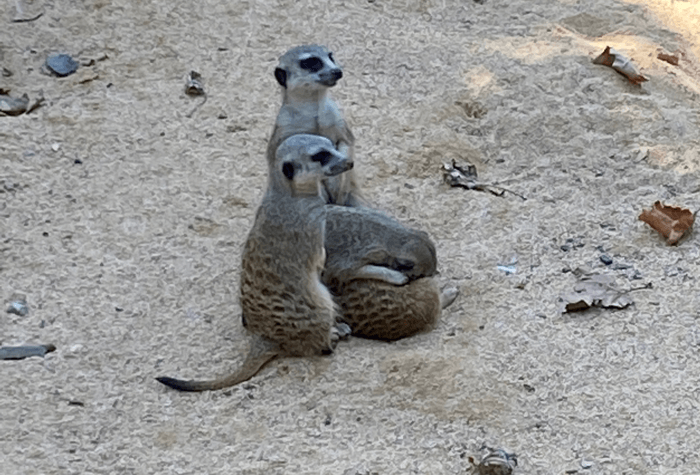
483, 183, 527, 201
12, 0, 43, 22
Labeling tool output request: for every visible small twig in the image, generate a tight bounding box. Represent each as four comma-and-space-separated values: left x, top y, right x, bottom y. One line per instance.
12, 0, 44, 22
12, 11, 43, 22
628, 282, 653, 292
484, 183, 527, 200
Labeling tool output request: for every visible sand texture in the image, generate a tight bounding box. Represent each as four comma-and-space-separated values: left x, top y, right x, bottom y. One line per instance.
2, 0, 700, 473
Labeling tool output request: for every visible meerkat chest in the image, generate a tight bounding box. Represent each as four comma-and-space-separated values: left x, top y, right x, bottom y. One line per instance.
316, 99, 342, 137
280, 98, 342, 139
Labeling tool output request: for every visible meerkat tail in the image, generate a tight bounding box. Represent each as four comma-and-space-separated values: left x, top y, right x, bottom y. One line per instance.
440, 287, 459, 309
156, 338, 279, 392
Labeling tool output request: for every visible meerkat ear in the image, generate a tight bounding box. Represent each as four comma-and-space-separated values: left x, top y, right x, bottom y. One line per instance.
274, 68, 287, 88
282, 161, 296, 180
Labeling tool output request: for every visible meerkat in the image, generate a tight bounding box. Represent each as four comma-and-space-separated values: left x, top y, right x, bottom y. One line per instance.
156, 134, 353, 392
267, 44, 364, 207
322, 206, 458, 341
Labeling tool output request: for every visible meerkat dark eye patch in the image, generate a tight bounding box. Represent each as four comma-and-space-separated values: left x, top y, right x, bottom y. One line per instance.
311, 151, 332, 166
299, 57, 324, 73
282, 161, 296, 180
274, 68, 287, 88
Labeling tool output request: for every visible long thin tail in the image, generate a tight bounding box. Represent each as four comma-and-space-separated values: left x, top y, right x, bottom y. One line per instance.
156, 338, 279, 392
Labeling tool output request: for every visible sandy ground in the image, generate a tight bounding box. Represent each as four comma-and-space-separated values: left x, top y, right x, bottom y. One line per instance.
2, 0, 700, 474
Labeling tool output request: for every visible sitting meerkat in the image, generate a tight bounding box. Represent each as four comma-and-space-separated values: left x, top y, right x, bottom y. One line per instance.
157, 134, 353, 392
323, 206, 457, 341
267, 44, 364, 207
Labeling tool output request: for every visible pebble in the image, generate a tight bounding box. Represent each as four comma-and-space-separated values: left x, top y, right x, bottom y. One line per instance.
45, 53, 79, 77
7, 299, 29, 316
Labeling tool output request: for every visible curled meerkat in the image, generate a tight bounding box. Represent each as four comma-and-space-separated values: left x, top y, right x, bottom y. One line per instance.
322, 206, 456, 341
267, 44, 363, 207
156, 134, 353, 392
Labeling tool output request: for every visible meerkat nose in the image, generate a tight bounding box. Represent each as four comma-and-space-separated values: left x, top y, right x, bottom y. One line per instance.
332, 69, 343, 81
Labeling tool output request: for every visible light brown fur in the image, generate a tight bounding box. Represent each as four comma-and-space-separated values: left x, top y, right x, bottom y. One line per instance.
323, 206, 456, 341
157, 135, 353, 392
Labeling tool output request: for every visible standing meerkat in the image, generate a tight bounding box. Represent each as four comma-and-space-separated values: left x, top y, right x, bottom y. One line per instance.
267, 44, 364, 207
323, 206, 457, 341
157, 134, 353, 392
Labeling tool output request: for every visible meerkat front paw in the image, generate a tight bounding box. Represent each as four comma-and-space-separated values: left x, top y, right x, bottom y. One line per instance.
332, 322, 352, 340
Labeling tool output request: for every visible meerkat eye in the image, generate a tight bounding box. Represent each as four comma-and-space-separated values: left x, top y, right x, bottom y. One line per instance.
311, 151, 332, 166
299, 57, 324, 73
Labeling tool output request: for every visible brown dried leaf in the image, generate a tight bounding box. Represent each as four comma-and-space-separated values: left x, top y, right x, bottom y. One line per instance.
657, 52, 679, 66
560, 274, 634, 313
639, 201, 694, 245
593, 46, 648, 85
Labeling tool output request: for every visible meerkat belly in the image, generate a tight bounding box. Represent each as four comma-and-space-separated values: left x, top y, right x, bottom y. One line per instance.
240, 240, 335, 354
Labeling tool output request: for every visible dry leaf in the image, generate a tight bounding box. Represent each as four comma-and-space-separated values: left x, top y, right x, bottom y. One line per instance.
657, 52, 679, 66
470, 447, 518, 475
593, 46, 648, 85
441, 160, 526, 200
639, 201, 694, 245
560, 274, 635, 313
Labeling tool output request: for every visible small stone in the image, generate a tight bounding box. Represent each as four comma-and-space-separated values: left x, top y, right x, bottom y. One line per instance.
52, 143, 61, 152
581, 458, 594, 469
7, 299, 29, 316
45, 54, 79, 77
0, 93, 29, 116
600, 254, 613, 265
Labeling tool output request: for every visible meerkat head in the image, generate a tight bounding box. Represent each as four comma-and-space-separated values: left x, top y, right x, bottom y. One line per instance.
274, 45, 343, 93
274, 134, 353, 196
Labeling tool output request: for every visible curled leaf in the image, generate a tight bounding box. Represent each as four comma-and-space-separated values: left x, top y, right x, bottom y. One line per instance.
593, 46, 648, 85
639, 201, 694, 245
560, 274, 638, 313
657, 52, 679, 66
